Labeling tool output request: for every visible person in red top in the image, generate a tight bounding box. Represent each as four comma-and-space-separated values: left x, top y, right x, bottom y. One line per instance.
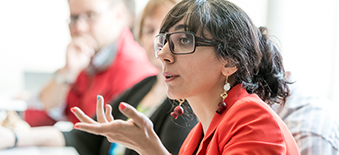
71, 0, 300, 154
180, 84, 299, 154
24, 0, 157, 126
64, 27, 158, 124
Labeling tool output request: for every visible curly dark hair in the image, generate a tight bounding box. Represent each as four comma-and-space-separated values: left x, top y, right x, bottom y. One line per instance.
160, 0, 290, 105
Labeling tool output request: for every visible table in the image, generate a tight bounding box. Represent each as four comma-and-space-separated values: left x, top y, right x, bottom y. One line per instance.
0, 147, 79, 155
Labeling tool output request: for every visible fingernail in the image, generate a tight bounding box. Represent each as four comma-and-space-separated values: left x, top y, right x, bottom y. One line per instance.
119, 102, 126, 111
73, 125, 79, 129
97, 95, 100, 100
70, 107, 76, 113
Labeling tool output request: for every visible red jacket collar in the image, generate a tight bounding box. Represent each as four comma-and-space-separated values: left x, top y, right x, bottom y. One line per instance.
204, 84, 249, 138
181, 84, 251, 154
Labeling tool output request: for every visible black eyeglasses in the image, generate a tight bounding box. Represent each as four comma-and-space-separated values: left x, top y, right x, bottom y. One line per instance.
154, 31, 219, 58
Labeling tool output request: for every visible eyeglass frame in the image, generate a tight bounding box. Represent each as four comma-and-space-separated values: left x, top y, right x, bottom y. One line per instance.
68, 12, 100, 26
154, 31, 219, 58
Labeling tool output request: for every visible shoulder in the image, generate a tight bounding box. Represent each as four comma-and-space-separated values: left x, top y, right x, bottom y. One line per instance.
131, 76, 157, 88
116, 76, 156, 99
116, 28, 146, 60
110, 76, 155, 105
218, 94, 284, 143
225, 94, 276, 123
280, 97, 339, 150
215, 95, 296, 154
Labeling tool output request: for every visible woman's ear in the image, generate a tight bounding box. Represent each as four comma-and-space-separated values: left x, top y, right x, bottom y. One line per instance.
221, 59, 238, 76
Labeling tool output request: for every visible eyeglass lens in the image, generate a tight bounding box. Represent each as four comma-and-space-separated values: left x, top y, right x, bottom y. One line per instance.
154, 32, 195, 57
69, 12, 97, 26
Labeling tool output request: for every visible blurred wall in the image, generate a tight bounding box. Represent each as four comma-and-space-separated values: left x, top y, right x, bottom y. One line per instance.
231, 0, 339, 105
0, 0, 70, 95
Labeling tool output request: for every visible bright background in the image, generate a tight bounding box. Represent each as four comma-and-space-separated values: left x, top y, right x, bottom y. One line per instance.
0, 0, 338, 107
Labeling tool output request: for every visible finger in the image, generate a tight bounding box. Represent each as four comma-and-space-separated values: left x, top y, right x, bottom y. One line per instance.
118, 102, 152, 128
96, 95, 108, 123
74, 122, 103, 135
77, 39, 95, 57
74, 120, 125, 135
79, 44, 95, 57
75, 41, 94, 56
78, 34, 98, 50
71, 37, 95, 56
105, 104, 114, 122
71, 107, 97, 124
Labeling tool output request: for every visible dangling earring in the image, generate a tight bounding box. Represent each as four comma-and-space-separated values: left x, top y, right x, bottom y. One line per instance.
171, 99, 185, 119
216, 76, 230, 114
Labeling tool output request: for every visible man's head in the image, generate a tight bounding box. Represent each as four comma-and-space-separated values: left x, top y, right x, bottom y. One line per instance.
68, 0, 135, 51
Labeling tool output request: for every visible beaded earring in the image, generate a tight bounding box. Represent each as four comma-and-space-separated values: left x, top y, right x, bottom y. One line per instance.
216, 76, 230, 114
171, 99, 185, 119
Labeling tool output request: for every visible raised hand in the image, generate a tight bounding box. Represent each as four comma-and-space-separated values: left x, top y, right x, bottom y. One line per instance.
71, 95, 170, 155
62, 34, 97, 82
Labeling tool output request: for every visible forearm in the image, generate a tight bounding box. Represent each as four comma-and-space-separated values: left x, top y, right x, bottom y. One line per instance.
16, 127, 65, 147
40, 68, 76, 110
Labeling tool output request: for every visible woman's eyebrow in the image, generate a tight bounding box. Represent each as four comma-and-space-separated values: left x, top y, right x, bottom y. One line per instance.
173, 24, 186, 31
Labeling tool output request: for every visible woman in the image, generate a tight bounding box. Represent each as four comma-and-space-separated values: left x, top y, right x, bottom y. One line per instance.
72, 0, 300, 154
0, 0, 195, 155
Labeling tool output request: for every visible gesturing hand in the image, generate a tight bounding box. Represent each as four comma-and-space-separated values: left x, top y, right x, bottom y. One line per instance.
71, 95, 170, 155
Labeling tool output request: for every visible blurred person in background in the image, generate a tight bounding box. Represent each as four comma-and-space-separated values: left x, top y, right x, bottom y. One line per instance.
0, 0, 196, 155
23, 0, 157, 127
274, 72, 339, 155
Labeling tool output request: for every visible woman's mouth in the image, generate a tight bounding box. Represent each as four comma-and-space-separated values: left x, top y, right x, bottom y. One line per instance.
163, 72, 179, 82
165, 75, 173, 79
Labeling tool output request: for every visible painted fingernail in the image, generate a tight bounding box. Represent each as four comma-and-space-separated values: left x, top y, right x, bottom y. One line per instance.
119, 102, 126, 111
70, 107, 76, 113
73, 125, 79, 129
97, 95, 101, 100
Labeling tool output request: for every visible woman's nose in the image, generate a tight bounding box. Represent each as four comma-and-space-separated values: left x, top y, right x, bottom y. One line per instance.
157, 43, 174, 63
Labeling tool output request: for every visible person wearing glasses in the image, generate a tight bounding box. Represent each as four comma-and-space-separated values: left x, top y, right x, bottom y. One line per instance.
23, 0, 157, 127
71, 0, 300, 154
0, 0, 196, 155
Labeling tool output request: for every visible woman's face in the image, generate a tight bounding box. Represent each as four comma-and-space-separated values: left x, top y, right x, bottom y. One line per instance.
157, 19, 226, 100
140, 4, 174, 71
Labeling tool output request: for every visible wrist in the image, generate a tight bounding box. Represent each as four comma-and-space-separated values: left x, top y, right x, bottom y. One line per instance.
140, 131, 170, 155
53, 68, 77, 85
10, 130, 18, 148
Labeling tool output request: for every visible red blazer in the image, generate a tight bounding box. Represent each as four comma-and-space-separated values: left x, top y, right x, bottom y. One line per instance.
179, 84, 299, 155
25, 28, 158, 126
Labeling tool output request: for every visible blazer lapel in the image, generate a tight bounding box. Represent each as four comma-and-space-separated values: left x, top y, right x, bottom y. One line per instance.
196, 84, 249, 154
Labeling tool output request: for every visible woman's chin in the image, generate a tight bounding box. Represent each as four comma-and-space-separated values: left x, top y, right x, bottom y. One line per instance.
167, 91, 185, 100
